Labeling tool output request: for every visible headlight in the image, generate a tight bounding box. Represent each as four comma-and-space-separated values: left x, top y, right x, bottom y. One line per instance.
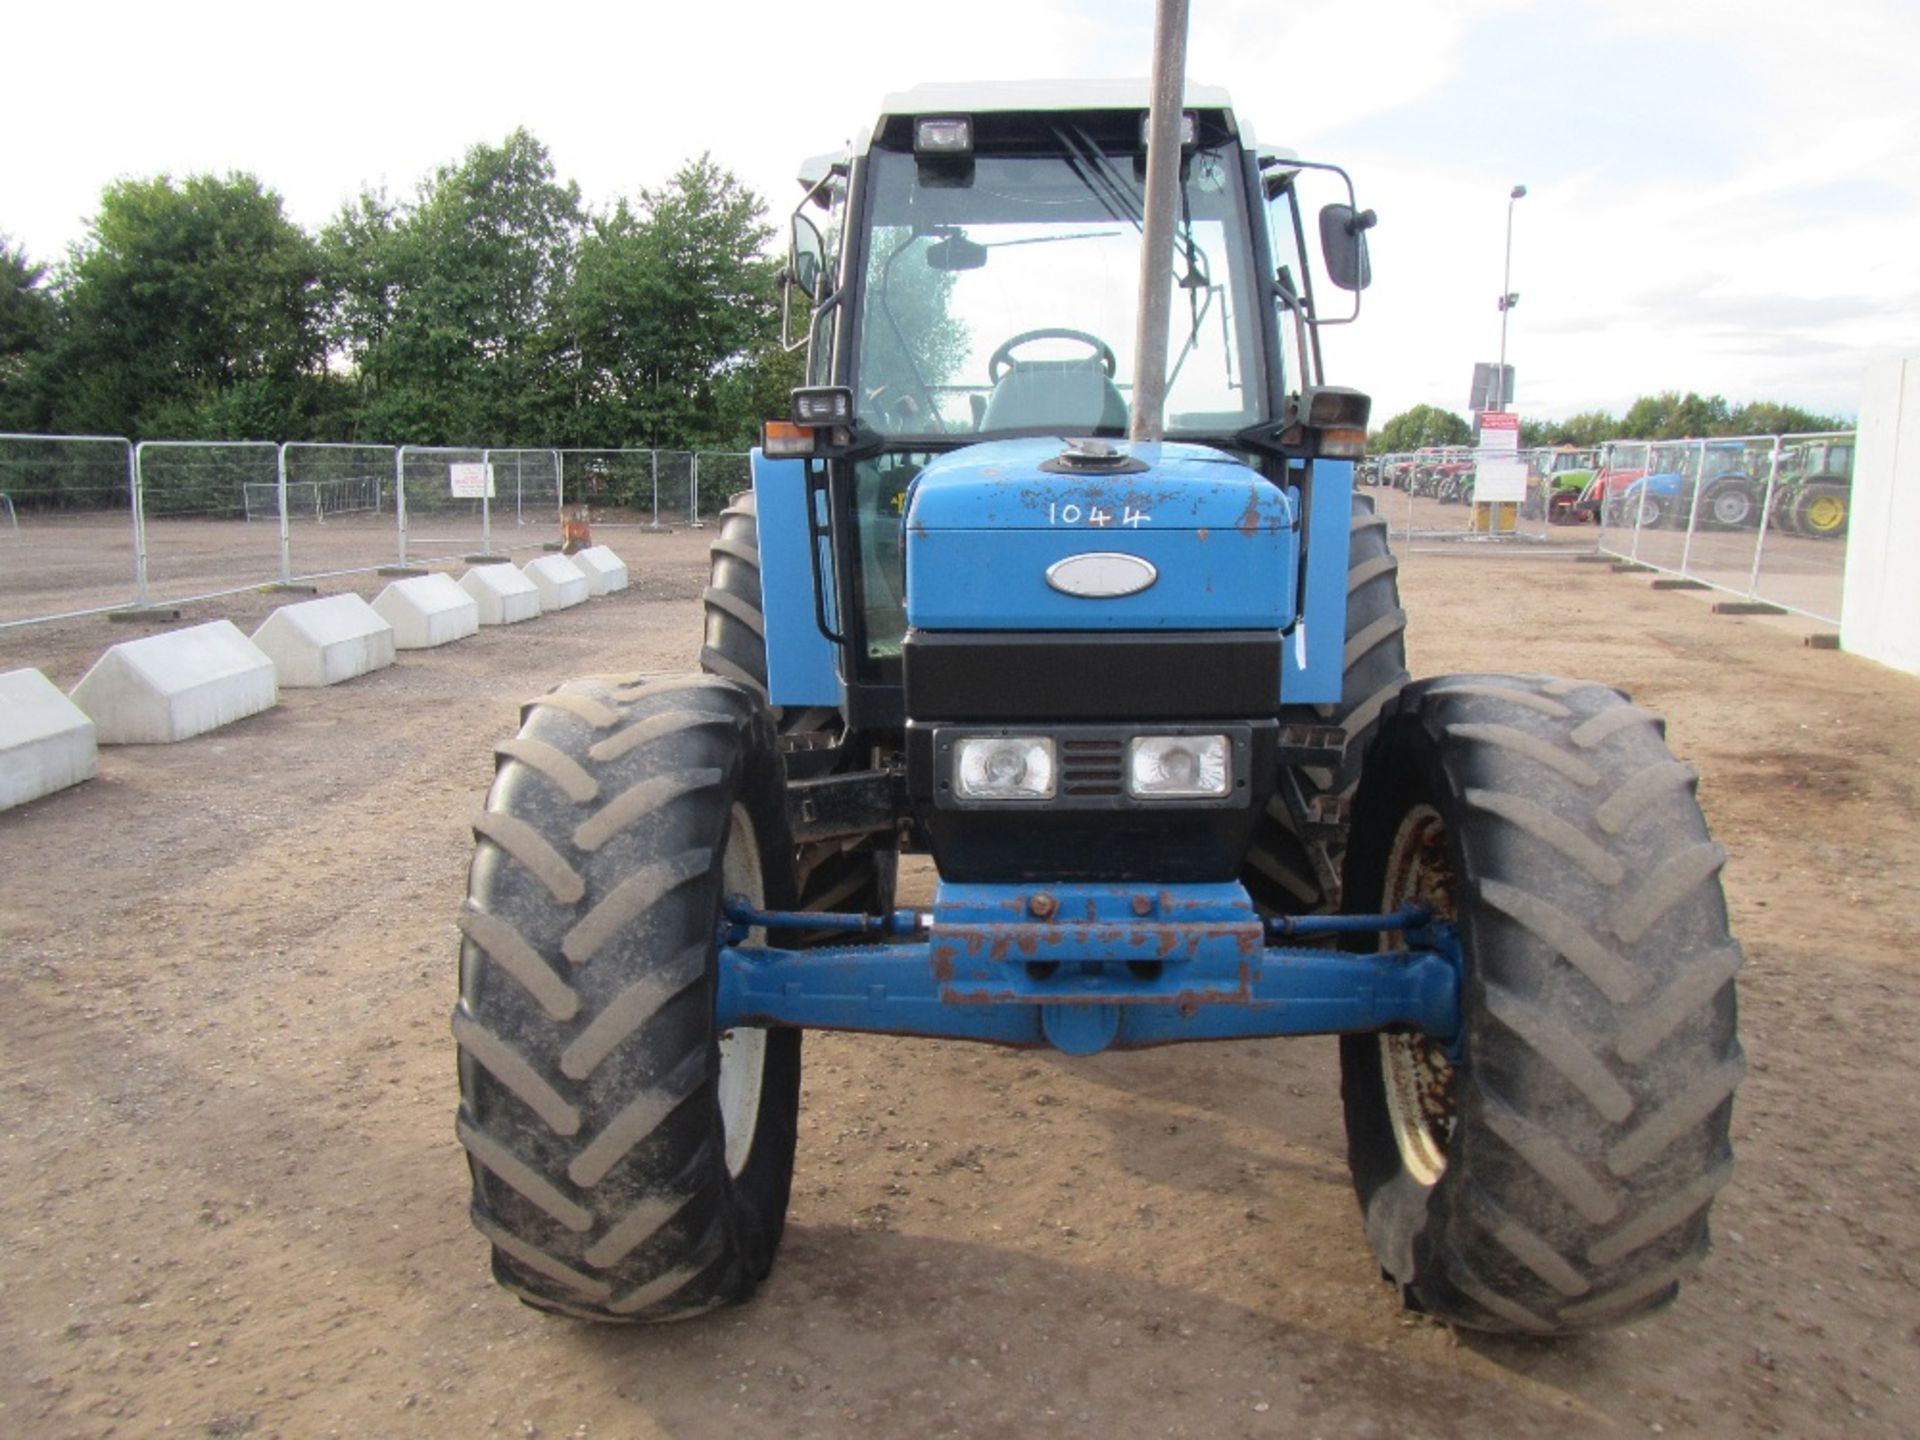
1127, 735, 1229, 798
954, 736, 1055, 801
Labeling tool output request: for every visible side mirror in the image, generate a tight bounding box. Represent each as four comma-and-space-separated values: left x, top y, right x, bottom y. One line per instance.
926, 235, 988, 272
789, 213, 827, 300
1318, 204, 1376, 292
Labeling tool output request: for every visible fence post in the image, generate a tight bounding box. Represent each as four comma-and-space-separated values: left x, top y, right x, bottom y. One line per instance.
1746, 436, 1782, 600
651, 450, 661, 529
1629, 445, 1646, 562
552, 449, 562, 521
1677, 438, 1706, 578
130, 441, 151, 605
481, 448, 493, 556
395, 447, 410, 567
275, 443, 293, 586
690, 452, 703, 528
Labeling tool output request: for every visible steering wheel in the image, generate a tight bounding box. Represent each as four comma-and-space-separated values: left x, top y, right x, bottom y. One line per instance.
987, 328, 1118, 383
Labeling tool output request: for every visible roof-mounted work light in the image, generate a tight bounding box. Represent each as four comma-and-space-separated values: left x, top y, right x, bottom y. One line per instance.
1139, 110, 1198, 149
914, 117, 974, 156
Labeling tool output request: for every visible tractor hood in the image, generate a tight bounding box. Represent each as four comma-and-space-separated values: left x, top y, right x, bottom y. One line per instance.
902, 437, 1298, 631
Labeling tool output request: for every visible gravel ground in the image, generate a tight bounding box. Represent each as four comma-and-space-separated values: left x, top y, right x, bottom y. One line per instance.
1, 529, 1915, 1439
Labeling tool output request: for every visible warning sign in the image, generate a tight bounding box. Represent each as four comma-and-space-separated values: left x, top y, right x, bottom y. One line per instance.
1472, 413, 1525, 503
449, 462, 495, 499
1478, 411, 1520, 452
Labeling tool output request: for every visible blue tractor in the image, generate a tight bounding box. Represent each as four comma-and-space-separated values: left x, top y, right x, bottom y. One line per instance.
455, 81, 1743, 1335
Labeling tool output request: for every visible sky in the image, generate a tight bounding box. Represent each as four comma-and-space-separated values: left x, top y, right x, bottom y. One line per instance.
8, 0, 1917, 425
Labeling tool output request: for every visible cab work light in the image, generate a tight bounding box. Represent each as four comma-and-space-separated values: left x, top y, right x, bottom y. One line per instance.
1139, 111, 1198, 149
791, 386, 854, 426
914, 117, 973, 156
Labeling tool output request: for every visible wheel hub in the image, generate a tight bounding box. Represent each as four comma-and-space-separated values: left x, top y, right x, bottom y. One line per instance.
1379, 804, 1457, 1187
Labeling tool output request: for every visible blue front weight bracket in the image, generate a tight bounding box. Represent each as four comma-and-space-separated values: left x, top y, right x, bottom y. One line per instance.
715, 882, 1461, 1057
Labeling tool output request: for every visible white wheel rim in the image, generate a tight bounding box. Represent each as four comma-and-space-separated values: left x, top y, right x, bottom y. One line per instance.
717, 804, 767, 1179
1378, 803, 1455, 1189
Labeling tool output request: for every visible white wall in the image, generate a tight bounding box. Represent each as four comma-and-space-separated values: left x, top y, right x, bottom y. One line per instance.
1841, 356, 1920, 676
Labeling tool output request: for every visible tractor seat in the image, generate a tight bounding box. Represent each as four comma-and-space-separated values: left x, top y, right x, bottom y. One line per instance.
979, 359, 1130, 434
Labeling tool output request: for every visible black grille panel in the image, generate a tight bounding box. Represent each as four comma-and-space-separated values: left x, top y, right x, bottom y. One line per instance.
1060, 738, 1125, 796
904, 630, 1282, 721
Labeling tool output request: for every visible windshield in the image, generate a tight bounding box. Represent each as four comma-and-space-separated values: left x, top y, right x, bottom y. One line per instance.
852, 136, 1266, 440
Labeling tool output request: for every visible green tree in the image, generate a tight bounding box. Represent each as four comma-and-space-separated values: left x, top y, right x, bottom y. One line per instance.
1728, 399, 1848, 435
50, 175, 325, 438
324, 130, 582, 445
1371, 403, 1472, 453
565, 154, 786, 449
0, 235, 60, 431
858, 227, 970, 410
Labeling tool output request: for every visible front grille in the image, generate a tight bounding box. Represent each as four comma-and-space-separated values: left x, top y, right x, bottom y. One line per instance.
1060, 738, 1125, 797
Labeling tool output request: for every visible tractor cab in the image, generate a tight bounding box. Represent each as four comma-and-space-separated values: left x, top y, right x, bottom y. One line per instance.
765, 81, 1371, 742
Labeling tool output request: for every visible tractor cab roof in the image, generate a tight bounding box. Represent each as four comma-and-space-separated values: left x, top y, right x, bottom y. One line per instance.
796, 79, 1295, 187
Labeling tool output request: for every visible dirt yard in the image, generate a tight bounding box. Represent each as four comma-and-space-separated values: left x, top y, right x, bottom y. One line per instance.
2, 530, 1915, 1439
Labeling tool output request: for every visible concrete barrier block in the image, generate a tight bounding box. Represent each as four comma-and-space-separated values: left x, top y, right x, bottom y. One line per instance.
460, 564, 543, 626
0, 668, 98, 811
523, 554, 590, 612
251, 594, 396, 688
373, 573, 480, 649
70, 620, 278, 744
573, 545, 630, 596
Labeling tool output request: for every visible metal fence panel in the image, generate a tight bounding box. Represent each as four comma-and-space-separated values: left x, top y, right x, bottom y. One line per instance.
135, 440, 283, 604
280, 443, 400, 582
695, 451, 751, 525
1594, 430, 1853, 623
654, 451, 695, 526
0, 434, 138, 626
557, 449, 667, 529
1368, 447, 1591, 555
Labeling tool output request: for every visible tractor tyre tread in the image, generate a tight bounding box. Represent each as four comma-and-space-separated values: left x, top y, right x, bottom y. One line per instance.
1340, 674, 1743, 1334
457, 676, 801, 1323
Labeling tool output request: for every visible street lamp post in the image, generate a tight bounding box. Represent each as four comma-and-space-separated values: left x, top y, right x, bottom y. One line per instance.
1496, 183, 1527, 412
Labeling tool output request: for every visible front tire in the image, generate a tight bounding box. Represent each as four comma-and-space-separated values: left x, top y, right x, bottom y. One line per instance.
1340, 675, 1744, 1333
455, 676, 801, 1322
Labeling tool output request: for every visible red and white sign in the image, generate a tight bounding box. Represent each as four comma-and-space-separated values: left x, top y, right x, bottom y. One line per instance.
1478, 411, 1520, 452
1475, 413, 1525, 503
449, 462, 495, 499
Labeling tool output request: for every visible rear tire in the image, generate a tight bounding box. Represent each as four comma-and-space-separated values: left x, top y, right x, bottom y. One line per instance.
701, 490, 893, 913
1798, 482, 1849, 538
1700, 476, 1759, 530
456, 676, 801, 1322
1243, 492, 1411, 914
1339, 675, 1743, 1334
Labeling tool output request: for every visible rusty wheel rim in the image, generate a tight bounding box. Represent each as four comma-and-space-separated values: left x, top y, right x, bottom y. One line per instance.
1378, 803, 1457, 1188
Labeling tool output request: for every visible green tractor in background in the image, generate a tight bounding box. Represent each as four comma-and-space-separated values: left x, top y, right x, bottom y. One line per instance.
1771, 438, 1852, 539
1532, 446, 1601, 523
